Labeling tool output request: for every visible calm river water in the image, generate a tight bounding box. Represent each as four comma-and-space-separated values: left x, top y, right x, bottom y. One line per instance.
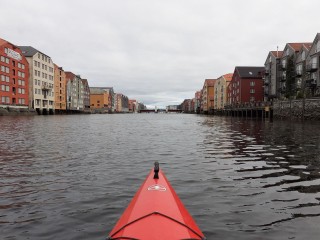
1, 114, 320, 240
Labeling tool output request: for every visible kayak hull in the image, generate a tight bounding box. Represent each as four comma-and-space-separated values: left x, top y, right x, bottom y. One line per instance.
108, 168, 205, 240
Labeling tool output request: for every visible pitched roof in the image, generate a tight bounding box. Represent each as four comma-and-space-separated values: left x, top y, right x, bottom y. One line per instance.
287, 43, 312, 52
270, 51, 283, 58
65, 71, 76, 80
204, 79, 216, 87
0, 38, 8, 46
90, 87, 114, 94
303, 43, 312, 50
235, 66, 265, 78
19, 46, 44, 57
223, 73, 233, 82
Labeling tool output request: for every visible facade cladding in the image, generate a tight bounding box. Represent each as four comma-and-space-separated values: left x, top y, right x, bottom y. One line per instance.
227, 66, 265, 105
19, 46, 55, 114
0, 38, 29, 108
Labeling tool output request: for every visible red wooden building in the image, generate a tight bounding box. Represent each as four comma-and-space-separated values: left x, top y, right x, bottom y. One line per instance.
227, 66, 265, 106
0, 38, 29, 108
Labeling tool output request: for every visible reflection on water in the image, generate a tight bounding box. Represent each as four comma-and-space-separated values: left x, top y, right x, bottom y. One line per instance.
1, 115, 320, 239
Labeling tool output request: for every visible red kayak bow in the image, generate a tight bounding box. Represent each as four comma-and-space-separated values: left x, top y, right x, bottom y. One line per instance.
108, 162, 205, 240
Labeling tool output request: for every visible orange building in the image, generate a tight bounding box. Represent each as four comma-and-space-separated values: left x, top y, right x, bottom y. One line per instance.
201, 79, 216, 114
54, 64, 66, 112
90, 87, 113, 112
0, 38, 29, 109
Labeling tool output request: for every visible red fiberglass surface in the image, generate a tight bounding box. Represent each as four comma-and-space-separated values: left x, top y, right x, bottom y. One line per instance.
108, 169, 205, 240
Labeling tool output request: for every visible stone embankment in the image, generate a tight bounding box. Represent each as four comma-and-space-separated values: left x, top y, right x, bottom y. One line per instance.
0, 107, 37, 116
273, 98, 320, 120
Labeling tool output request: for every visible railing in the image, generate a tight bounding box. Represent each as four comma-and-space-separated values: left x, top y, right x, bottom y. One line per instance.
306, 78, 317, 87
306, 63, 318, 72
42, 83, 53, 90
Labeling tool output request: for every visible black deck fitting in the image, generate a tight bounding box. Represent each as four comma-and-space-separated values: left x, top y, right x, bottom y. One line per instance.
154, 161, 159, 179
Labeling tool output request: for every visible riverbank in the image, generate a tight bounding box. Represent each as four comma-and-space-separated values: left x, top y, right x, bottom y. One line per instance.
0, 107, 37, 116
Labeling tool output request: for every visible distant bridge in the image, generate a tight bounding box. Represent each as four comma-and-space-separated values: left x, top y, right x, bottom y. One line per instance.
138, 109, 182, 113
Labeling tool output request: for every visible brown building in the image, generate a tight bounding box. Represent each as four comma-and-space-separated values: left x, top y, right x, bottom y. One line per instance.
54, 64, 66, 112
0, 38, 29, 109
82, 79, 90, 110
129, 99, 137, 112
90, 87, 113, 112
227, 66, 264, 106
115, 93, 129, 113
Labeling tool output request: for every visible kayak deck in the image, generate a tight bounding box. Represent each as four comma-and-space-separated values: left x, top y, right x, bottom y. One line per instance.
108, 165, 205, 240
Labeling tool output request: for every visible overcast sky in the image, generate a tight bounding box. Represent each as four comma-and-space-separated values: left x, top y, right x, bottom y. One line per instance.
1, 0, 319, 108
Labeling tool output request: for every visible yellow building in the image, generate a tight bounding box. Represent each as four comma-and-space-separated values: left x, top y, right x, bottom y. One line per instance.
54, 64, 66, 112
201, 79, 216, 114
214, 73, 233, 110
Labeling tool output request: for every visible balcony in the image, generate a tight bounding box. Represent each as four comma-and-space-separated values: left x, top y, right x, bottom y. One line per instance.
295, 68, 303, 77
306, 63, 318, 72
306, 78, 317, 87
280, 63, 287, 71
42, 83, 53, 90
264, 69, 270, 76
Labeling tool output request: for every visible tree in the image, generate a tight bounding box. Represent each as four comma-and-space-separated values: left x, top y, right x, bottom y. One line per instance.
285, 55, 296, 98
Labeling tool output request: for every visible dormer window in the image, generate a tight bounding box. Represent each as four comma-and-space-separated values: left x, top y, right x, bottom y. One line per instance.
302, 51, 305, 61
286, 48, 290, 56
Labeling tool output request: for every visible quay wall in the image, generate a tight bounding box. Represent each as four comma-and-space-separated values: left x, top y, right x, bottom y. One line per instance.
273, 98, 320, 120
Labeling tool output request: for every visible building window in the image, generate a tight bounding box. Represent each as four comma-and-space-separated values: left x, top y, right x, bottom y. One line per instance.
302, 51, 306, 61
2, 96, 10, 103
250, 96, 255, 102
250, 81, 255, 86
250, 89, 255, 94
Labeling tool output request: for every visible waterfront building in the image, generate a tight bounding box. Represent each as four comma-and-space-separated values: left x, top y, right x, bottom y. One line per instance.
263, 50, 283, 101
129, 99, 137, 112
180, 99, 192, 113
65, 72, 84, 111
167, 105, 179, 110
194, 91, 201, 113
54, 64, 66, 113
136, 101, 146, 112
227, 66, 264, 106
294, 43, 312, 97
115, 93, 129, 113
19, 46, 55, 114
214, 73, 233, 110
279, 43, 312, 99
82, 79, 90, 110
201, 79, 216, 114
0, 38, 29, 110
305, 33, 320, 97
90, 87, 114, 112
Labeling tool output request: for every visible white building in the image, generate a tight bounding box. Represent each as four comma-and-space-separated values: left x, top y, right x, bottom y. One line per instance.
20, 46, 55, 114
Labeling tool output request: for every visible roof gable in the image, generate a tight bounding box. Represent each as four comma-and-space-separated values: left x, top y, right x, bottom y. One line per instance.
235, 66, 264, 78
